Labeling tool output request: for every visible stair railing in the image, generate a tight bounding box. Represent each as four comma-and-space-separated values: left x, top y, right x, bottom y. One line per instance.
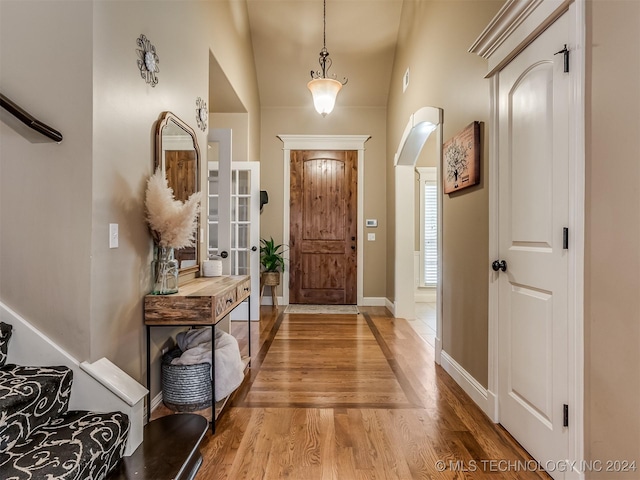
0, 93, 63, 143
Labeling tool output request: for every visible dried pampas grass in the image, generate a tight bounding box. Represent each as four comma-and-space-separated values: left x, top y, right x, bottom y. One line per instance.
145, 168, 202, 248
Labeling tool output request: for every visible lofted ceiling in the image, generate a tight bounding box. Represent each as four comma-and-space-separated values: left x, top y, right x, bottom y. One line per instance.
211, 0, 404, 112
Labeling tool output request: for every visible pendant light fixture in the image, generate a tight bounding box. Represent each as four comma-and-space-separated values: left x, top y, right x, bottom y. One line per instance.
307, 0, 347, 117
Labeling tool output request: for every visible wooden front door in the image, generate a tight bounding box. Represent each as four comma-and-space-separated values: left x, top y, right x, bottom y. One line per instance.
290, 150, 357, 304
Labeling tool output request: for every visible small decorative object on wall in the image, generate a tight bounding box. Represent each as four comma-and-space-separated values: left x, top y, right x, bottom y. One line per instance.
136, 34, 159, 87
195, 97, 208, 132
443, 121, 481, 194
145, 168, 202, 294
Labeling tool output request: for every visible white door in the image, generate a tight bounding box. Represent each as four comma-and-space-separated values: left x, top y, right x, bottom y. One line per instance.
496, 13, 569, 476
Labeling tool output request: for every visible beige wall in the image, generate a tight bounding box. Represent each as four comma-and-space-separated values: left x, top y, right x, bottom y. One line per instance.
0, 1, 260, 399
585, 0, 640, 475
210, 113, 250, 162
260, 107, 387, 299
386, 0, 501, 386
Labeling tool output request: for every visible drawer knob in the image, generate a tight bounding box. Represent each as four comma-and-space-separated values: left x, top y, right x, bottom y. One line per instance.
226, 298, 233, 304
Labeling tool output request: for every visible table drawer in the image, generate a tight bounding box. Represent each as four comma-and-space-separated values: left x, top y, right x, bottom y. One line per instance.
215, 289, 237, 318
236, 278, 251, 301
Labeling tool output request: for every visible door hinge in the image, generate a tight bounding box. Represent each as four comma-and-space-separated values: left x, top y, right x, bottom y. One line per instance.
555, 44, 570, 73
563, 404, 569, 427
563, 227, 569, 249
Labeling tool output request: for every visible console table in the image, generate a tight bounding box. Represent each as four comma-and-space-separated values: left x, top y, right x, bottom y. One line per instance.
144, 275, 251, 432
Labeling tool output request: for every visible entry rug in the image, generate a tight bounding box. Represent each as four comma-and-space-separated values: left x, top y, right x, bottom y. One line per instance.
284, 304, 359, 315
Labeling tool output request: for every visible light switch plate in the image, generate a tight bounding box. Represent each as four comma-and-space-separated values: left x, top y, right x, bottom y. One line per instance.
109, 223, 119, 249
367, 233, 376, 241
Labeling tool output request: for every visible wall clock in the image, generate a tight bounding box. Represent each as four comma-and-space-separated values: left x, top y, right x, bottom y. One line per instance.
196, 97, 208, 131
136, 34, 159, 87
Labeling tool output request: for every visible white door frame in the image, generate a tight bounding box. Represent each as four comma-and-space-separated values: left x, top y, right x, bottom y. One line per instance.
392, 107, 443, 362
277, 135, 370, 306
208, 161, 261, 321
471, 0, 585, 475
207, 129, 232, 275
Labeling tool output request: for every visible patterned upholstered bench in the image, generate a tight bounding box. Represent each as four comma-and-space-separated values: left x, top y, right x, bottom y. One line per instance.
0, 364, 73, 452
0, 322, 129, 479
1, 410, 129, 479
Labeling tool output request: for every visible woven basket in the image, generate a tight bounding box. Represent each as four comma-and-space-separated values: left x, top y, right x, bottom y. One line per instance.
161, 348, 212, 412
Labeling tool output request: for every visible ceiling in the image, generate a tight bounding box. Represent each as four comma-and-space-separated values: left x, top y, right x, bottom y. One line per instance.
211, 0, 404, 112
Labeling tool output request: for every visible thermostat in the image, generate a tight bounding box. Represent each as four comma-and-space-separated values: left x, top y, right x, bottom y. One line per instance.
366, 219, 378, 228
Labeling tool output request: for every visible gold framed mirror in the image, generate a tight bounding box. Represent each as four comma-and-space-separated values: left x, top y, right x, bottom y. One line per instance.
155, 111, 201, 277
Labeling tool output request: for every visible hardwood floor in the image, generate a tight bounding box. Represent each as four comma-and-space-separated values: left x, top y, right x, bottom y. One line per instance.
188, 306, 551, 479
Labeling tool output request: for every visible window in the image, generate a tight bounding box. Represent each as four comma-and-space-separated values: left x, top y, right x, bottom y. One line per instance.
418, 167, 437, 287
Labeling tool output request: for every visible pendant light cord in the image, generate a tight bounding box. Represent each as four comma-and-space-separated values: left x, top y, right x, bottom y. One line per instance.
323, 0, 326, 49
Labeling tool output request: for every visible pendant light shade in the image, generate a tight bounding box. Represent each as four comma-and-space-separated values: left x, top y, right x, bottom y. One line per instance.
308, 0, 347, 116
307, 78, 343, 117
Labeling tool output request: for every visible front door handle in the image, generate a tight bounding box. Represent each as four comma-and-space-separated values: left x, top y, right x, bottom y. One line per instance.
220, 251, 229, 259
492, 260, 507, 272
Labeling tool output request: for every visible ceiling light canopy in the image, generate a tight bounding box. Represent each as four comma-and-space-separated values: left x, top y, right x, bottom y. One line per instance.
308, 0, 347, 117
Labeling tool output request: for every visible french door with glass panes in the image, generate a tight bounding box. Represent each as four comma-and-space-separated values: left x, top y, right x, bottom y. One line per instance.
208, 161, 260, 320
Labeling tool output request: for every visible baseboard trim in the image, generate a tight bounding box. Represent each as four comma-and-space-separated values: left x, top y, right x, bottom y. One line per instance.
435, 336, 443, 365
415, 290, 436, 303
261, 297, 388, 307
360, 297, 387, 306
261, 296, 284, 306
147, 392, 163, 420
440, 349, 497, 422
385, 298, 395, 315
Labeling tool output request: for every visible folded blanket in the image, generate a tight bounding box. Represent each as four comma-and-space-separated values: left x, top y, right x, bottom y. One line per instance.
176, 327, 212, 352
172, 328, 245, 401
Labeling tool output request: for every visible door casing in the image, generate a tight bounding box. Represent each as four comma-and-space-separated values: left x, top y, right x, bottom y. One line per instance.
277, 135, 370, 306
289, 150, 358, 304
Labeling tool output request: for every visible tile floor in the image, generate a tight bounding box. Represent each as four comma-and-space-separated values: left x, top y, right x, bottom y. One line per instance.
407, 302, 437, 347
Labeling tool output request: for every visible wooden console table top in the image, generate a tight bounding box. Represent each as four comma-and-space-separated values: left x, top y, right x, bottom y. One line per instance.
144, 275, 250, 326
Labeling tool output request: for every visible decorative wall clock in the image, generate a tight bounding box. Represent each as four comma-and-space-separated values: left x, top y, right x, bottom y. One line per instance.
136, 34, 159, 87
196, 97, 208, 131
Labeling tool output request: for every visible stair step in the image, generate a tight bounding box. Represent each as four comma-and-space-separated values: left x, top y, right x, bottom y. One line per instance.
0, 364, 72, 452
108, 413, 208, 480
0, 410, 130, 479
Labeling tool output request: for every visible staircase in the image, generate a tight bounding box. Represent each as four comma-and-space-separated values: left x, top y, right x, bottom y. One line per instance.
0, 318, 136, 479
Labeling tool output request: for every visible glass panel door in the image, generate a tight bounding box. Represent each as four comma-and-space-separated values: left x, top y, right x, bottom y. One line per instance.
208, 161, 260, 321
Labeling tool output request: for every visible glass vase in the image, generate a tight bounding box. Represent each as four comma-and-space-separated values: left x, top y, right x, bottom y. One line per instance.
152, 246, 179, 294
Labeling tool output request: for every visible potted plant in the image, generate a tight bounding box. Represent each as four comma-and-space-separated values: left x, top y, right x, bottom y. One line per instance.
260, 237, 286, 287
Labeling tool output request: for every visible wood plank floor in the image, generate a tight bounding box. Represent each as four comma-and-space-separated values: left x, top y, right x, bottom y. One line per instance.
187, 306, 551, 480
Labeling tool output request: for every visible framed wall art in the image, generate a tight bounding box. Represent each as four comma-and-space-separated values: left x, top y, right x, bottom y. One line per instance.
443, 121, 480, 194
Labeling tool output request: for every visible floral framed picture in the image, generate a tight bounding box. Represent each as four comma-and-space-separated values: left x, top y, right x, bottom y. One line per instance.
443, 121, 481, 194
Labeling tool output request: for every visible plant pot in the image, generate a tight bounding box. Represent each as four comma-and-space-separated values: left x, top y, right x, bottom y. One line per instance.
261, 271, 281, 286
